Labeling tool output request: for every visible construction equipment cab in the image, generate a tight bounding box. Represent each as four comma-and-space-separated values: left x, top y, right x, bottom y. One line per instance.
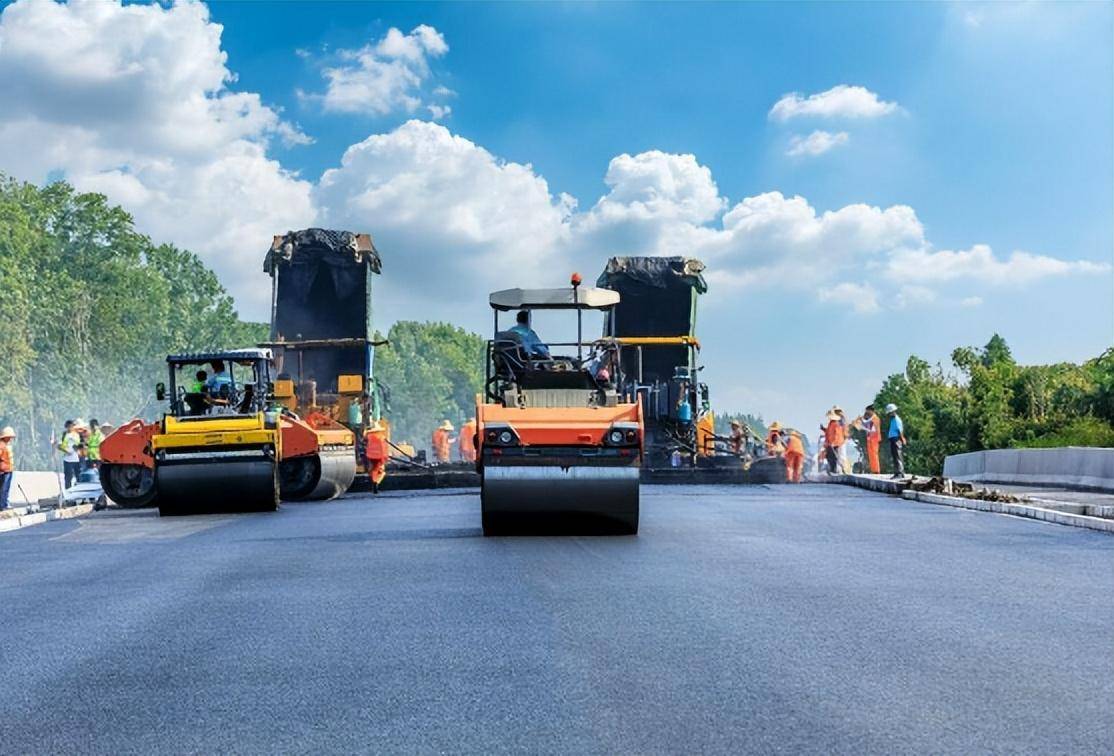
477, 274, 644, 536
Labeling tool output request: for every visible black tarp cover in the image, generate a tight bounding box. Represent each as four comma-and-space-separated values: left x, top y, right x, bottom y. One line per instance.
596, 257, 707, 385
264, 229, 381, 390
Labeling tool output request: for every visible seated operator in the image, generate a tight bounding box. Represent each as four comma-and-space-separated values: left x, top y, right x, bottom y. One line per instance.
509, 310, 550, 359
205, 360, 233, 400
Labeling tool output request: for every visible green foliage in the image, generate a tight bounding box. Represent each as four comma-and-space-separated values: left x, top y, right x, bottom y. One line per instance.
874, 334, 1113, 475
0, 176, 266, 470
713, 411, 767, 438
373, 321, 486, 450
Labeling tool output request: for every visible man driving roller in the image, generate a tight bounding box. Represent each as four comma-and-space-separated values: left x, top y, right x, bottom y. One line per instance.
509, 310, 550, 359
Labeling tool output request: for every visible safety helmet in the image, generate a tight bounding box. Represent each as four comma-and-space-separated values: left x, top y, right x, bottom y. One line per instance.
885, 403, 898, 413
369, 421, 386, 433
0, 426, 14, 439
768, 421, 781, 432
440, 420, 454, 431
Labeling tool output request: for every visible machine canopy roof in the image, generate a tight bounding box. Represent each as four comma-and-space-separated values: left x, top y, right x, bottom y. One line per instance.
489, 287, 620, 311
167, 348, 273, 365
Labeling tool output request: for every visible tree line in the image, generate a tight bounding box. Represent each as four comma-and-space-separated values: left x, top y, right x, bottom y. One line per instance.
868, 335, 1114, 475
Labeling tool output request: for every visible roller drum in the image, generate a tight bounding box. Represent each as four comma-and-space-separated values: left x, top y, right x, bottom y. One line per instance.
156, 450, 278, 516
279, 449, 357, 501
481, 465, 639, 536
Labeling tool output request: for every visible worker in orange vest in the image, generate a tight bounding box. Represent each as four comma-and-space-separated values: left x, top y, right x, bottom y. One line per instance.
364, 421, 389, 493
0, 426, 15, 510
823, 409, 846, 474
431, 420, 455, 464
783, 430, 805, 483
459, 417, 477, 464
852, 405, 882, 474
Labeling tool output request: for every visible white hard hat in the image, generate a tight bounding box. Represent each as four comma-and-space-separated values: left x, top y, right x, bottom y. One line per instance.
0, 426, 14, 439
885, 403, 898, 413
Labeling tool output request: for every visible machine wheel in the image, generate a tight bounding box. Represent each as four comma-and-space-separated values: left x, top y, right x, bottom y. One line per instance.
99, 463, 157, 509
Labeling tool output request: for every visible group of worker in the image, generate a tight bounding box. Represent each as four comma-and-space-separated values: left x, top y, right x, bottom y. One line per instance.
431, 418, 478, 464
761, 422, 807, 483
59, 418, 110, 488
817, 403, 906, 478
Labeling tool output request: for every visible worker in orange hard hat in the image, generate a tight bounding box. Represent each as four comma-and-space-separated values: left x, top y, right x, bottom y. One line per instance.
765, 421, 785, 456
783, 429, 805, 483
459, 417, 477, 464
431, 420, 455, 464
364, 421, 389, 493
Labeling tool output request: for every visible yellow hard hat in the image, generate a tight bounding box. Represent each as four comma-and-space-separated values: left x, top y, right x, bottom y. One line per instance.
369, 421, 386, 433
440, 420, 454, 431
0, 426, 14, 439
768, 421, 781, 431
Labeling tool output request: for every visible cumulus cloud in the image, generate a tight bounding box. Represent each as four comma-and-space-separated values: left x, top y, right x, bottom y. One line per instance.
818, 282, 880, 314
314, 120, 573, 321
885, 244, 1109, 285
786, 130, 849, 157
0, 0, 315, 316
769, 85, 899, 121
310, 25, 449, 117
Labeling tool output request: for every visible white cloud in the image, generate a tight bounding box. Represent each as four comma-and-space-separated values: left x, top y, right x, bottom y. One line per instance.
961, 296, 984, 307
885, 244, 1109, 285
0, 0, 315, 316
818, 282, 880, 314
314, 120, 573, 321
895, 284, 937, 308
427, 103, 452, 120
769, 85, 899, 121
786, 130, 849, 157
310, 25, 448, 116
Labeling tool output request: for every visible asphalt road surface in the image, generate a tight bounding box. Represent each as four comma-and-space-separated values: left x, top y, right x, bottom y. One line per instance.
3, 484, 1112, 754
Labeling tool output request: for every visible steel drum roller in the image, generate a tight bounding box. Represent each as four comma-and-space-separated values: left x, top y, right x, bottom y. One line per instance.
156, 450, 278, 515
279, 449, 357, 501
482, 465, 639, 535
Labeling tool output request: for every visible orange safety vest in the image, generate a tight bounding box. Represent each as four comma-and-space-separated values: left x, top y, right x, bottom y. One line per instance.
824, 420, 845, 448
364, 432, 389, 462
432, 429, 451, 462
0, 441, 11, 474
459, 422, 477, 461
785, 434, 804, 456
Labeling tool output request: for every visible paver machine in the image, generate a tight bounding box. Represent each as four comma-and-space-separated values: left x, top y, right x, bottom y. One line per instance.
476, 274, 644, 535
597, 257, 724, 466
99, 349, 351, 515
262, 228, 387, 495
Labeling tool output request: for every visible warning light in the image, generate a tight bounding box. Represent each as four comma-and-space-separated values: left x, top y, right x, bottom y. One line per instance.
570, 272, 582, 287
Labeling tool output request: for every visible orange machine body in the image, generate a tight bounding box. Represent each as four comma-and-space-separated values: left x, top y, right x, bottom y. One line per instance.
99, 419, 158, 469
477, 401, 643, 455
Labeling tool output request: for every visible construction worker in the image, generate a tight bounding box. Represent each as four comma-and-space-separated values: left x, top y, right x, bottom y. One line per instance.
823, 410, 845, 474
886, 403, 907, 479
190, 370, 208, 393
783, 429, 805, 483
432, 420, 455, 464
765, 421, 785, 456
0, 426, 15, 510
364, 421, 389, 493
459, 417, 477, 464
205, 360, 232, 395
509, 310, 550, 359
852, 405, 882, 474
85, 419, 104, 470
59, 419, 82, 488
729, 420, 746, 456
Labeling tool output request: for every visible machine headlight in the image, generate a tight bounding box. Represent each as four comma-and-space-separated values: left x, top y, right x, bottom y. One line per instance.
498, 430, 514, 445
609, 429, 624, 444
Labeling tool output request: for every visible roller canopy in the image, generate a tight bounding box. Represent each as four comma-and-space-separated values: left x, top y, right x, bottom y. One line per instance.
489, 287, 620, 311
167, 349, 273, 364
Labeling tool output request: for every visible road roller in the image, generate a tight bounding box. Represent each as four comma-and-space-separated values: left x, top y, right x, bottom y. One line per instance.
476, 274, 644, 536
99, 349, 356, 515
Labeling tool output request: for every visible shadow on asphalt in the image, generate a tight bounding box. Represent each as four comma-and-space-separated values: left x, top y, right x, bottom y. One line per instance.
251, 526, 486, 543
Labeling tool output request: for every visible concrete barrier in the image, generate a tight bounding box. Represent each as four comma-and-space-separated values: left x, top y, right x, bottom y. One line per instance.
7, 471, 63, 506
943, 447, 1114, 492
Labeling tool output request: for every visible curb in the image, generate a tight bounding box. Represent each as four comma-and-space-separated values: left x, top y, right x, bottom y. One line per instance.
901, 490, 1114, 535
0, 504, 93, 534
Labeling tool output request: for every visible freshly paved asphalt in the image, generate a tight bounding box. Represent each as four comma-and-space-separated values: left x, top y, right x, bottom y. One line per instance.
2, 484, 1112, 754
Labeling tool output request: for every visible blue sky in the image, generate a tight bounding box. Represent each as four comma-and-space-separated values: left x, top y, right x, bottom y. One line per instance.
0, 0, 1110, 431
